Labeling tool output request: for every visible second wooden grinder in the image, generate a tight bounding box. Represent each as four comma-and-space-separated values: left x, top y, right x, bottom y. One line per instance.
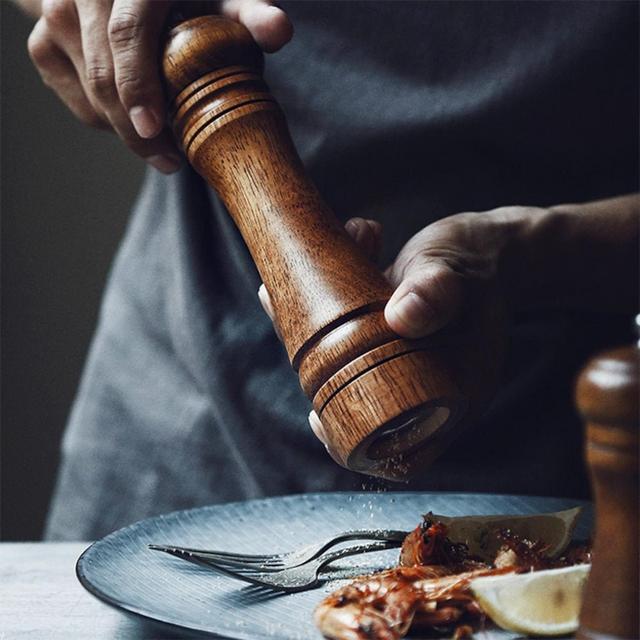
162, 16, 466, 479
576, 343, 639, 638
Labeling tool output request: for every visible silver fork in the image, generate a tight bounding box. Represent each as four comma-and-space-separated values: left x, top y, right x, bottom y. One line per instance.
148, 528, 407, 572
151, 540, 400, 592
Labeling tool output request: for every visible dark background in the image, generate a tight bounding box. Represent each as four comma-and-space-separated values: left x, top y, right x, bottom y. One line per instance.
1, 2, 145, 540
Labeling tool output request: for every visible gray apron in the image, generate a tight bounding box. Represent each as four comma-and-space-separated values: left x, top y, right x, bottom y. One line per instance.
46, 1, 638, 540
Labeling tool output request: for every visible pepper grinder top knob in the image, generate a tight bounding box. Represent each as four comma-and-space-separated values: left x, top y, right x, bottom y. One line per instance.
163, 16, 263, 102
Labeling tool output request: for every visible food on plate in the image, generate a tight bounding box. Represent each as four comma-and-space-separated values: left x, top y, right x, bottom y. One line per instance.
425, 507, 581, 561
314, 509, 590, 639
314, 563, 512, 640
470, 564, 591, 636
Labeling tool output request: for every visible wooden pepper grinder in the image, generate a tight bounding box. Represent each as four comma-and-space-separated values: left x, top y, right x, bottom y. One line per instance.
161, 16, 468, 480
576, 338, 639, 638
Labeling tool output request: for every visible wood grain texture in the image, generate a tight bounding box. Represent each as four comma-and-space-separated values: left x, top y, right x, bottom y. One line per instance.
576, 345, 639, 639
0, 543, 167, 639
162, 16, 466, 479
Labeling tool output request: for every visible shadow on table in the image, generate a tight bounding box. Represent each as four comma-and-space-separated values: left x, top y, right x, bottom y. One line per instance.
117, 613, 234, 639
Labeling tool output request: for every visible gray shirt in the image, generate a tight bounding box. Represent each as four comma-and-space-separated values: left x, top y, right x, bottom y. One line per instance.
46, 1, 638, 541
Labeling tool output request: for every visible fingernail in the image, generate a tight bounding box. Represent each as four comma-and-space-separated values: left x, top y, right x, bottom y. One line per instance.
345, 219, 360, 239
387, 291, 434, 334
355, 223, 368, 245
366, 219, 381, 238
129, 106, 161, 139
147, 154, 181, 175
308, 410, 324, 438
258, 284, 273, 317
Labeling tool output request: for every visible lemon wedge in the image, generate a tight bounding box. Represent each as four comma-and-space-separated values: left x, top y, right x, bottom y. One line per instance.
470, 564, 590, 636
435, 507, 581, 561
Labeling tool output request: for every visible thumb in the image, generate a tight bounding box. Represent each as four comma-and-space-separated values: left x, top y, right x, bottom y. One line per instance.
221, 0, 293, 52
384, 260, 463, 338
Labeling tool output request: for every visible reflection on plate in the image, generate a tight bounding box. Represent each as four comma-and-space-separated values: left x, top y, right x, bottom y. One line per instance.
76, 492, 591, 640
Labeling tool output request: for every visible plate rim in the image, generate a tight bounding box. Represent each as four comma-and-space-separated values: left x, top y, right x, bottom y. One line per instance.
76, 490, 591, 639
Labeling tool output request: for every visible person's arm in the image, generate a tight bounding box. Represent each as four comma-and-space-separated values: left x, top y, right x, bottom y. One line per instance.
257, 195, 639, 452
15, 0, 293, 173
383, 194, 639, 338
504, 194, 639, 313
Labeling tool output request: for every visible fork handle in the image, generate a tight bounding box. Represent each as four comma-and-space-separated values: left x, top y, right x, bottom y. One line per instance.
315, 529, 407, 558
313, 540, 400, 572
332, 529, 408, 542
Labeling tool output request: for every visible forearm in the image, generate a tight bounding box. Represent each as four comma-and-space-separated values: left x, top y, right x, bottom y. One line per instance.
503, 194, 639, 313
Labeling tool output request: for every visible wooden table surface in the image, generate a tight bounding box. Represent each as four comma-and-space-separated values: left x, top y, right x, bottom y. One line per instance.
0, 543, 197, 639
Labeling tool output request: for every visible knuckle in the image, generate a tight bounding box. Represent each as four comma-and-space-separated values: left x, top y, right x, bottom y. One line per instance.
41, 0, 73, 28
399, 249, 431, 277
27, 27, 50, 66
115, 70, 146, 102
85, 64, 115, 98
108, 11, 143, 47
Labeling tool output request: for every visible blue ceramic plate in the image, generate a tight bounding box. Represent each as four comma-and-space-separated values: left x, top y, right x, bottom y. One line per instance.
76, 492, 591, 639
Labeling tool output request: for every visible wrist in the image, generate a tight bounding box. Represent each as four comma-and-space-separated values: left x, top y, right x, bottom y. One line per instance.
497, 195, 639, 313
492, 205, 559, 312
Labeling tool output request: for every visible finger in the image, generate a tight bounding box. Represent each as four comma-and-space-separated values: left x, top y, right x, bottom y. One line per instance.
257, 283, 275, 321
42, 0, 87, 85
103, 109, 181, 172
368, 219, 383, 261
220, 0, 293, 52
308, 410, 326, 442
384, 260, 463, 338
308, 411, 343, 465
108, 0, 171, 138
28, 18, 108, 129
41, 0, 80, 38
258, 284, 283, 341
345, 217, 383, 263
75, 0, 119, 115
40, 0, 179, 168
41, 0, 122, 133
78, 0, 180, 169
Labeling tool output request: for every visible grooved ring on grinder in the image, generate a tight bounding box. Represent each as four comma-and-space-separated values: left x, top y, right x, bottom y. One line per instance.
316, 348, 466, 479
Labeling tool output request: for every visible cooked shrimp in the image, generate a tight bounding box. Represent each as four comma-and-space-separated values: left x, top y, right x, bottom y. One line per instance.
316, 514, 590, 639
399, 513, 471, 567
314, 565, 512, 640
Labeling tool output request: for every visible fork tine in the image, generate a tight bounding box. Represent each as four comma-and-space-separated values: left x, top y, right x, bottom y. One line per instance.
148, 545, 288, 571
226, 540, 399, 592
148, 544, 276, 563
149, 528, 408, 573
155, 540, 401, 592
199, 555, 286, 566
171, 546, 278, 561
149, 545, 288, 573
197, 558, 301, 591
202, 559, 286, 571
147, 546, 285, 587
185, 551, 275, 561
